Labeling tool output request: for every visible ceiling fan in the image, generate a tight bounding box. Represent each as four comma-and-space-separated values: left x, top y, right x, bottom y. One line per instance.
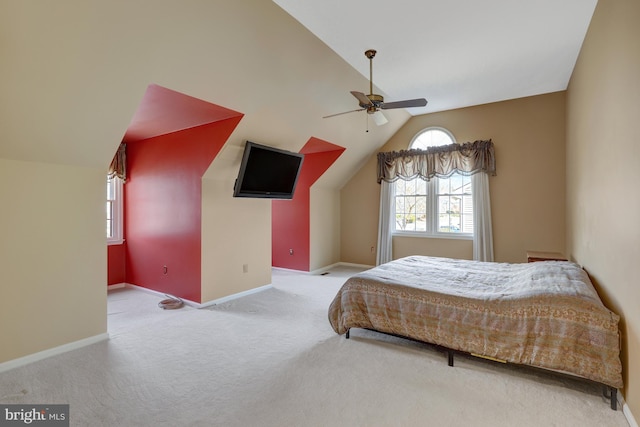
323, 49, 428, 126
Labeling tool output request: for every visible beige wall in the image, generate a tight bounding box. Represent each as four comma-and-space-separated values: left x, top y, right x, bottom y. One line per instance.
341, 92, 567, 265
340, 157, 382, 266
310, 187, 342, 271
6, 6, 636, 418
566, 0, 640, 413
201, 178, 272, 303
393, 237, 473, 261
1, 0, 404, 363
0, 159, 106, 363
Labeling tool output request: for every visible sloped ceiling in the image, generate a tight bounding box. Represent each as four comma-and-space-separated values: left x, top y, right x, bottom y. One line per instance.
1, 0, 406, 190
273, 0, 598, 115
122, 84, 243, 144
1, 0, 596, 190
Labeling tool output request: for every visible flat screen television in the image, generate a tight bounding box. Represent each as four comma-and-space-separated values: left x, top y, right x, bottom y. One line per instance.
233, 141, 304, 199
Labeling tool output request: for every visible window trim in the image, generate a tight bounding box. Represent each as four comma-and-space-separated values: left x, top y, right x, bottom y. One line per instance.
393, 229, 473, 240
409, 126, 457, 148
107, 175, 124, 246
393, 126, 473, 239
393, 177, 474, 239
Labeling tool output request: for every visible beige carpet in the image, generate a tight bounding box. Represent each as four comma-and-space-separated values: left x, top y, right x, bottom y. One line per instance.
0, 266, 630, 426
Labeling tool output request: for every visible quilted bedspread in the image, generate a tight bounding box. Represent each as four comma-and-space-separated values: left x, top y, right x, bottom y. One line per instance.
328, 256, 623, 388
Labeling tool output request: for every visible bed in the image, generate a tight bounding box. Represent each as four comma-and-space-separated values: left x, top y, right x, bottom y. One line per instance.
328, 256, 623, 409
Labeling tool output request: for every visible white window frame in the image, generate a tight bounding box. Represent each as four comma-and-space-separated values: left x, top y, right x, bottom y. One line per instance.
107, 175, 124, 245
392, 127, 473, 240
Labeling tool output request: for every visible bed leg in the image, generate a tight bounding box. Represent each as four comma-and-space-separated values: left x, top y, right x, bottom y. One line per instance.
610, 387, 617, 410
345, 329, 350, 339
447, 350, 454, 367
603, 386, 618, 410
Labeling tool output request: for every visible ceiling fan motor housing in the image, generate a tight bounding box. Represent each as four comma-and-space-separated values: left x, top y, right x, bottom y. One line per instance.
363, 94, 384, 112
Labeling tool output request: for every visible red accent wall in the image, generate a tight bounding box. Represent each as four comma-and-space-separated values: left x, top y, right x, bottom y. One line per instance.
272, 138, 345, 271
123, 84, 241, 144
108, 182, 127, 286
125, 116, 242, 302
107, 244, 126, 285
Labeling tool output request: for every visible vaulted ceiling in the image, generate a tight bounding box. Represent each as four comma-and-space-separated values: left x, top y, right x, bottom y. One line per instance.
1, 1, 597, 190
273, 0, 597, 115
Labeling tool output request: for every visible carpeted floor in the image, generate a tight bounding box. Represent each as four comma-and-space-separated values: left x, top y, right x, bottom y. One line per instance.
0, 266, 630, 426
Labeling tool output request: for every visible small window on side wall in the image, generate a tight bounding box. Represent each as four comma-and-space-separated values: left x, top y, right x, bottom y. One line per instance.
107, 175, 123, 245
393, 127, 473, 238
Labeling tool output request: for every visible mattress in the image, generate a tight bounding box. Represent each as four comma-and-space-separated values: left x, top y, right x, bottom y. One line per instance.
328, 255, 623, 388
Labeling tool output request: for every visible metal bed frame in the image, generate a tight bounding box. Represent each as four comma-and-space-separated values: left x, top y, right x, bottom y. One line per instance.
345, 327, 618, 410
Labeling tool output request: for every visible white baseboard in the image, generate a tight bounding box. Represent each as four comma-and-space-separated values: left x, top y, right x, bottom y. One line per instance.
623, 400, 638, 427
107, 282, 126, 290
272, 266, 311, 274
335, 261, 375, 269
123, 283, 199, 306
310, 262, 374, 275
123, 283, 273, 309
613, 389, 638, 427
309, 263, 341, 275
196, 284, 273, 308
0, 333, 109, 374
274, 262, 373, 276
122, 262, 370, 309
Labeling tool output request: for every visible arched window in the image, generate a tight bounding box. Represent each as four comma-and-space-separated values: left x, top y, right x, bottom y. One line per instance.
410, 127, 456, 149
394, 127, 473, 236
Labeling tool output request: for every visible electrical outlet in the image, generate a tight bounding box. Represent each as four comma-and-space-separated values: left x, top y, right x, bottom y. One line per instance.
371, 246, 375, 253
243, 264, 249, 273
163, 265, 168, 275
289, 249, 294, 255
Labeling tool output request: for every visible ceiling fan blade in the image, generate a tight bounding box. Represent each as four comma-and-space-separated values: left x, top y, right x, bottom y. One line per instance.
371, 111, 388, 126
350, 91, 373, 107
381, 98, 428, 109
322, 108, 365, 119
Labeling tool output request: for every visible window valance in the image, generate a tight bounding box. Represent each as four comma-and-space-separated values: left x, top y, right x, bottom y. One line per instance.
377, 139, 496, 184
108, 143, 127, 182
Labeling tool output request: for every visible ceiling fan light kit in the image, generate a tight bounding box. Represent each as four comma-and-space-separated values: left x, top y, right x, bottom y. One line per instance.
323, 49, 427, 124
